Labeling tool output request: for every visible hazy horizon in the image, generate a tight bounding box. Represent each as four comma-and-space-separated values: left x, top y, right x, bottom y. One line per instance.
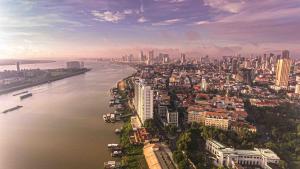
1, 0, 300, 59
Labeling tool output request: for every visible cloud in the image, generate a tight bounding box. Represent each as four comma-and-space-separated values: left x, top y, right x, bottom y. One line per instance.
154, 0, 185, 2
91, 10, 125, 23
123, 9, 133, 15
219, 5, 300, 23
0, 13, 84, 28
194, 20, 210, 25
152, 18, 181, 26
140, 0, 144, 13
170, 0, 186, 3
203, 0, 245, 13
138, 16, 147, 23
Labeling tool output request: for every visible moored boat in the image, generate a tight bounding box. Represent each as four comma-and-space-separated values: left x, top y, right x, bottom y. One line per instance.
2, 105, 23, 114
104, 161, 121, 169
20, 93, 32, 100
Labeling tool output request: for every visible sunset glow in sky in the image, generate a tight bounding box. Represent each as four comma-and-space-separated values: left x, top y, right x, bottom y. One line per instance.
0, 0, 300, 59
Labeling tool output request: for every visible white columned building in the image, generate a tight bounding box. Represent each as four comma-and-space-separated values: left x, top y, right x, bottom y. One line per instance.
206, 139, 280, 169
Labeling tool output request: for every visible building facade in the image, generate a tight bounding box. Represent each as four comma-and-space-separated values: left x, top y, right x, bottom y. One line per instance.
167, 111, 178, 127
275, 58, 291, 88
135, 79, 154, 124
204, 112, 229, 130
206, 139, 280, 169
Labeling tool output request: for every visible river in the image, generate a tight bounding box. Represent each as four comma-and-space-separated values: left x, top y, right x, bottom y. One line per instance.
0, 62, 136, 169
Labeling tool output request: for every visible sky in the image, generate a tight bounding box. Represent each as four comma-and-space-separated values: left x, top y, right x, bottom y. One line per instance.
0, 0, 300, 59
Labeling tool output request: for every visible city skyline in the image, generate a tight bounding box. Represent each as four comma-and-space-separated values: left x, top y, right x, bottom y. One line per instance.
1, 0, 300, 59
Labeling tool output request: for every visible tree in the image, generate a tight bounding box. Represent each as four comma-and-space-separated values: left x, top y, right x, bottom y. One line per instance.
173, 150, 184, 163
279, 160, 288, 169
143, 119, 157, 132
178, 160, 190, 169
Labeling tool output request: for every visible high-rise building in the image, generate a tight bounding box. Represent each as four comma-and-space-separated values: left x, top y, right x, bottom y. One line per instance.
237, 68, 254, 85
163, 54, 170, 64
16, 62, 20, 72
135, 80, 154, 124
140, 51, 147, 62
282, 50, 290, 59
147, 50, 154, 65
180, 53, 186, 65
275, 57, 291, 88
231, 59, 238, 74
134, 79, 140, 110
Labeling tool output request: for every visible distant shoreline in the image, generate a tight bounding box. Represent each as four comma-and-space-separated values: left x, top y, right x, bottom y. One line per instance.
0, 59, 56, 66
0, 68, 91, 95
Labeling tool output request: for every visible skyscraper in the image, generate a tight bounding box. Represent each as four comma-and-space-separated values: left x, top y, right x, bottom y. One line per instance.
16, 62, 20, 72
180, 53, 186, 65
282, 50, 290, 59
135, 80, 153, 124
147, 50, 154, 65
275, 52, 291, 88
140, 51, 147, 63
231, 59, 238, 74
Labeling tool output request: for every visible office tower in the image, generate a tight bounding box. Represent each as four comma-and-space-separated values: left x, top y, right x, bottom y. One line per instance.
237, 68, 254, 85
135, 80, 153, 124
282, 50, 290, 59
16, 62, 20, 72
140, 51, 147, 62
147, 50, 154, 65
162, 54, 170, 64
231, 59, 238, 74
180, 53, 186, 65
275, 57, 291, 88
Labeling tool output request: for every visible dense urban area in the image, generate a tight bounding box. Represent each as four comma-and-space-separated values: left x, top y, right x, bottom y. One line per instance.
105, 50, 300, 169
1, 50, 299, 169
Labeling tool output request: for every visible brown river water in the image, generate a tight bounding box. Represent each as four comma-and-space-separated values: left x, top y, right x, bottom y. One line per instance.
0, 62, 135, 169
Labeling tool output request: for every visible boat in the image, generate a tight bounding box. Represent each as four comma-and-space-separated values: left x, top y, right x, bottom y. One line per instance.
115, 129, 121, 134
110, 113, 116, 123
103, 113, 116, 123
20, 93, 32, 100
103, 114, 107, 121
109, 99, 115, 104
13, 91, 28, 96
104, 161, 121, 169
2, 105, 23, 114
107, 144, 119, 148
111, 150, 122, 157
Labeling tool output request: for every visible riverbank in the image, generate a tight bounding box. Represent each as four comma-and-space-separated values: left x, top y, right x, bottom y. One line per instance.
108, 76, 148, 169
0, 68, 91, 95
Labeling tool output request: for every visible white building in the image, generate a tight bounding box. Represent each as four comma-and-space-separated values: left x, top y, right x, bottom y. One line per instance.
206, 139, 280, 169
135, 79, 154, 124
134, 78, 140, 110
201, 78, 207, 91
